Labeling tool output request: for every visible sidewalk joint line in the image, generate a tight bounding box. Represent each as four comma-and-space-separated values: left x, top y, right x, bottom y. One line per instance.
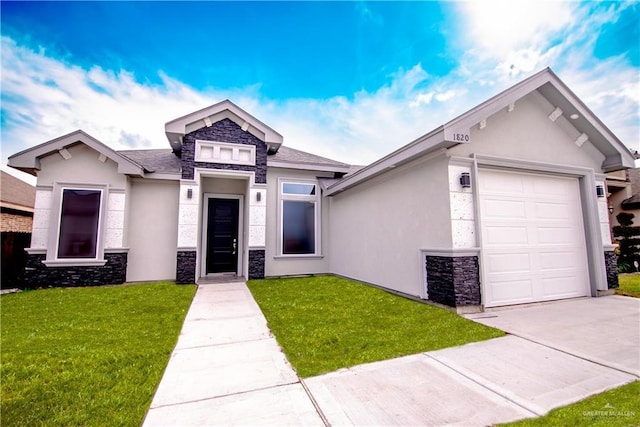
424, 353, 541, 417
149, 381, 301, 410
300, 378, 331, 427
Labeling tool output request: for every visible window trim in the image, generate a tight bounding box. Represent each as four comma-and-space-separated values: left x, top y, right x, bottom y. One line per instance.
277, 178, 321, 257
44, 183, 107, 266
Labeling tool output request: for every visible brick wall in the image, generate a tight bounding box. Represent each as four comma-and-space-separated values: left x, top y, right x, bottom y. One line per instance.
1, 212, 33, 233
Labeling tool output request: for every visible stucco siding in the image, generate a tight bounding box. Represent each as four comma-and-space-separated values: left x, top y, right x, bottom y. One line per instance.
328, 155, 451, 298
126, 179, 179, 282
265, 168, 333, 276
448, 90, 605, 171
37, 144, 127, 188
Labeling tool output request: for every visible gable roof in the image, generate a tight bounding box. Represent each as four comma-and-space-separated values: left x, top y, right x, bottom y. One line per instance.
268, 146, 351, 173
1, 171, 36, 212
7, 130, 145, 177
165, 99, 283, 154
325, 67, 636, 195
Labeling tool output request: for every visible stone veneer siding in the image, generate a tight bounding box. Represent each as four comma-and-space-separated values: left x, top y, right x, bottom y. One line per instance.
425, 255, 481, 307
248, 249, 265, 279
176, 251, 197, 284
181, 118, 267, 183
604, 251, 619, 289
24, 252, 127, 287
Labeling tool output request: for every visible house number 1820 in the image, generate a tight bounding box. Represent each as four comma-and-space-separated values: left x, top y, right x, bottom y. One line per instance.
453, 133, 470, 142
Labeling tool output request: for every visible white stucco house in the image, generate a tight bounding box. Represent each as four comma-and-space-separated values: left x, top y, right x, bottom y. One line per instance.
8, 68, 634, 310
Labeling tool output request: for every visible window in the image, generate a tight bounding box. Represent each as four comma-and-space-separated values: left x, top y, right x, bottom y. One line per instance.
280, 180, 319, 255
57, 189, 103, 259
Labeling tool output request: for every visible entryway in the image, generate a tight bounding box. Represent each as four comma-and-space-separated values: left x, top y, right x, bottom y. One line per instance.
202, 194, 244, 278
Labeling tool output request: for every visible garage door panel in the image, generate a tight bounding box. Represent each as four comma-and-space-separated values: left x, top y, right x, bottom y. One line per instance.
541, 276, 586, 298
487, 252, 531, 273
534, 202, 572, 220
480, 173, 526, 194
489, 278, 534, 304
539, 251, 581, 270
479, 169, 589, 307
483, 198, 527, 219
536, 226, 581, 244
484, 226, 529, 245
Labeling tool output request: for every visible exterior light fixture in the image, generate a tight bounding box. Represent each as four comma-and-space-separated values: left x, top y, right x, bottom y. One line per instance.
256, 191, 261, 202
608, 205, 615, 215
460, 172, 471, 189
596, 185, 605, 198
187, 188, 193, 199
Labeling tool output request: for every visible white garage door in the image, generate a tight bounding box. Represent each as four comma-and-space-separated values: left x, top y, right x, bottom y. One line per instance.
478, 169, 589, 307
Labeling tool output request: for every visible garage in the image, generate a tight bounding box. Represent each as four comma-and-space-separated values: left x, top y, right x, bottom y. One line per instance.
478, 169, 590, 307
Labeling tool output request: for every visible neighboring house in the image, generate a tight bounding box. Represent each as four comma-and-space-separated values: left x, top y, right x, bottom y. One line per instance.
607, 167, 640, 231
8, 68, 634, 310
1, 171, 36, 288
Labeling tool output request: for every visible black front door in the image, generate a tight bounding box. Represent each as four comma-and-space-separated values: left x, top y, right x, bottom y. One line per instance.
206, 198, 239, 274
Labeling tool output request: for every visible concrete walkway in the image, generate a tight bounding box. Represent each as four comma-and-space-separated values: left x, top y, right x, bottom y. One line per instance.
144, 284, 639, 426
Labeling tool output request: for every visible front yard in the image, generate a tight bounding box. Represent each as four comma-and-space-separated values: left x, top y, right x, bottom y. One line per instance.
247, 275, 504, 377
0, 282, 195, 426
617, 273, 640, 298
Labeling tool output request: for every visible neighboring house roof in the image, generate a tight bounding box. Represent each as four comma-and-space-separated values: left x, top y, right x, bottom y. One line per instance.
325, 67, 636, 196
267, 146, 351, 173
7, 130, 146, 177
1, 171, 36, 212
165, 99, 283, 154
118, 149, 182, 175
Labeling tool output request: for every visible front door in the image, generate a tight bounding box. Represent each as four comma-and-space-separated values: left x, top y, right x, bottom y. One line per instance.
206, 198, 240, 274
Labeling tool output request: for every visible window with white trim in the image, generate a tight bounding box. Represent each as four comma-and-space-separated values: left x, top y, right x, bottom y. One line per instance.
279, 180, 320, 255
56, 188, 103, 259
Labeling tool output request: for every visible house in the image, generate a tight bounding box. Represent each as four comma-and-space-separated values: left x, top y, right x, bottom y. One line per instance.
607, 167, 640, 230
8, 68, 634, 310
1, 171, 36, 288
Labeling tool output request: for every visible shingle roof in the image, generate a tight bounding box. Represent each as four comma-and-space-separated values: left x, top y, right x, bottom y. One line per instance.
1, 171, 35, 210
118, 149, 182, 174
268, 146, 350, 169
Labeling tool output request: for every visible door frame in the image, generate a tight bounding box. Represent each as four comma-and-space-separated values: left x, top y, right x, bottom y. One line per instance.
201, 193, 244, 278
469, 154, 607, 307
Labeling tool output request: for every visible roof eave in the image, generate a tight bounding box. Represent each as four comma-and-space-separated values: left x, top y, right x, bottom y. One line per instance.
7, 130, 145, 177
165, 100, 284, 151
324, 126, 452, 195
267, 160, 351, 173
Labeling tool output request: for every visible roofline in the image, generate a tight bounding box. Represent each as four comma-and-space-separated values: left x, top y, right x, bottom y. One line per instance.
165, 99, 284, 152
324, 126, 450, 195
267, 159, 352, 173
0, 201, 34, 213
7, 130, 145, 177
326, 67, 635, 194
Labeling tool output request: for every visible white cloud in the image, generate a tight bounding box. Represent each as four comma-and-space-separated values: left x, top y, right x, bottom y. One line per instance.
1, 0, 639, 185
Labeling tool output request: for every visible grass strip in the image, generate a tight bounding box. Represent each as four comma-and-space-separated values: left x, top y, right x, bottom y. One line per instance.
501, 381, 640, 426
1, 282, 196, 426
247, 275, 503, 377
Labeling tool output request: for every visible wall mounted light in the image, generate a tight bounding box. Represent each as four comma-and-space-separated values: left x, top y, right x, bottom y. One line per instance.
459, 172, 471, 189
256, 191, 261, 202
608, 205, 615, 215
187, 188, 193, 199
596, 185, 605, 198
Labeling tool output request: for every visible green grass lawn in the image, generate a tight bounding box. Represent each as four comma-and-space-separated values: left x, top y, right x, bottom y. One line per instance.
617, 273, 640, 298
247, 275, 504, 377
501, 381, 640, 427
1, 282, 196, 427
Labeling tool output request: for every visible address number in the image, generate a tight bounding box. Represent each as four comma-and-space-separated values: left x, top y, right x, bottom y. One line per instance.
453, 133, 470, 142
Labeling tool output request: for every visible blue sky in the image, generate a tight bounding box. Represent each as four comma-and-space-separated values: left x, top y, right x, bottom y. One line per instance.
1, 1, 639, 183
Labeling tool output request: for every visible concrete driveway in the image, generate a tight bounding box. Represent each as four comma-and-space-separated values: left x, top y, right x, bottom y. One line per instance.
144, 285, 639, 426
465, 296, 640, 376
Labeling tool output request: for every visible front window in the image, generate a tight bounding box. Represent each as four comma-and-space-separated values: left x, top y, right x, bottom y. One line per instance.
280, 180, 319, 255
57, 189, 102, 259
